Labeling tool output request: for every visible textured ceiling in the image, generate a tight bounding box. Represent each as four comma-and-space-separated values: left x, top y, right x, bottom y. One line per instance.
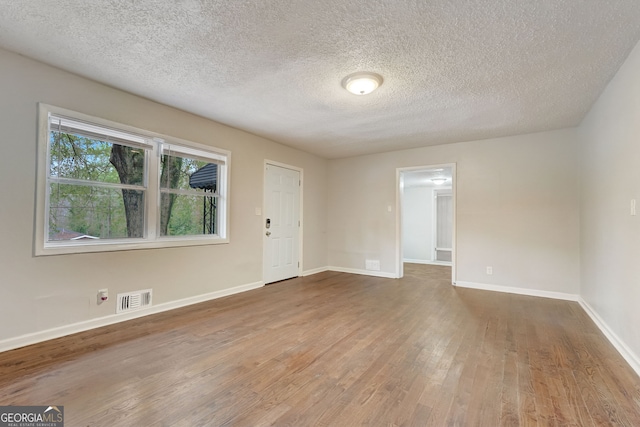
1, 1, 639, 159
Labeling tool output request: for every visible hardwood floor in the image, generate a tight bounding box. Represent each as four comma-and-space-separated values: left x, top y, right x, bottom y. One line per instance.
1, 264, 639, 426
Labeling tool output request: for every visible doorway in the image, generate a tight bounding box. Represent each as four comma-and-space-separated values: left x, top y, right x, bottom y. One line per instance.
434, 189, 453, 263
263, 162, 302, 284
397, 164, 456, 283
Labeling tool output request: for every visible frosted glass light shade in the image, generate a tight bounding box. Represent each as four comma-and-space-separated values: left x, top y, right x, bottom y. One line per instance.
342, 72, 383, 95
431, 178, 447, 185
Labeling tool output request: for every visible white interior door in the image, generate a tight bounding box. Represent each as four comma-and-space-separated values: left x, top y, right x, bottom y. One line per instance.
263, 164, 300, 284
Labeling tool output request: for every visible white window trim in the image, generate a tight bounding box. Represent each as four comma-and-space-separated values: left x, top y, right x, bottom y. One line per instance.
35, 103, 230, 256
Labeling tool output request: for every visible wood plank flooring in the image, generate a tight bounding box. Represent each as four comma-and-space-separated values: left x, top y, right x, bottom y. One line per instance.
1, 264, 639, 426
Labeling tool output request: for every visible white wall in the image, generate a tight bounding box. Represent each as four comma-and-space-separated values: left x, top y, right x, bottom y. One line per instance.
402, 186, 433, 262
402, 183, 453, 263
579, 39, 640, 365
0, 48, 327, 347
328, 129, 581, 294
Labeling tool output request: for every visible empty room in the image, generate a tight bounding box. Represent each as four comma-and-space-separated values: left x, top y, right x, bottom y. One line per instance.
1, 1, 639, 426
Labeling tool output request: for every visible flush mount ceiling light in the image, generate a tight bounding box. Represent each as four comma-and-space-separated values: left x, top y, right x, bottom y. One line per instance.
431, 177, 447, 185
341, 72, 383, 95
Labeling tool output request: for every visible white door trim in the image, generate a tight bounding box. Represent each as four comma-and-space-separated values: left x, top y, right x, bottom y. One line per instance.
263, 160, 304, 282
396, 163, 457, 284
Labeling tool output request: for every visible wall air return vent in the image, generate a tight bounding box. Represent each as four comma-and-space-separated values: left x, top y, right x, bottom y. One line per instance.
116, 289, 152, 314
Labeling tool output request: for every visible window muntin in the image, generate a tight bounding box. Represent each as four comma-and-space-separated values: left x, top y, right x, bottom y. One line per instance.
36, 104, 229, 255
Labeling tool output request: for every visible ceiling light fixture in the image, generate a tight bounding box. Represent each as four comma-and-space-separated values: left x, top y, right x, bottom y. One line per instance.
341, 72, 383, 95
431, 177, 447, 185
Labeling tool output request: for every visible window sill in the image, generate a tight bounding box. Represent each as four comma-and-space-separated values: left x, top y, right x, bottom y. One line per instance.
36, 236, 229, 256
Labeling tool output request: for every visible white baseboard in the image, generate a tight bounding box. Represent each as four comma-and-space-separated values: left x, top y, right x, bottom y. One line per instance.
302, 266, 329, 276
578, 298, 640, 378
454, 281, 579, 301
0, 281, 264, 353
328, 266, 398, 279
403, 258, 431, 264
404, 259, 452, 266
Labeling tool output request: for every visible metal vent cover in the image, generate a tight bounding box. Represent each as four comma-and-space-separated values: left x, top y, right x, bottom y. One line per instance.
116, 289, 152, 314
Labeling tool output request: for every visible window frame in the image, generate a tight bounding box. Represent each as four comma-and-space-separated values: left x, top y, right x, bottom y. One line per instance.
35, 103, 230, 256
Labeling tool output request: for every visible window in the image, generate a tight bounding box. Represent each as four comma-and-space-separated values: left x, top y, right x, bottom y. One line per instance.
35, 104, 229, 255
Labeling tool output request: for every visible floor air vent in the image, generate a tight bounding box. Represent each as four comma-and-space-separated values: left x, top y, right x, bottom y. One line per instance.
116, 289, 152, 314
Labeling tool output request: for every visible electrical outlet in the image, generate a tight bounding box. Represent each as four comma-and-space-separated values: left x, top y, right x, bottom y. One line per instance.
365, 259, 381, 271
98, 289, 108, 304
486, 266, 493, 275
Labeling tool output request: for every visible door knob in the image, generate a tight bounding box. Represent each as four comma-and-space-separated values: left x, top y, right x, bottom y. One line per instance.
266, 231, 271, 236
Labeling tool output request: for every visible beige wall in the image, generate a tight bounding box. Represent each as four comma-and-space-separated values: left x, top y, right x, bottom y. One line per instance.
0, 48, 327, 345
328, 129, 581, 294
580, 40, 640, 361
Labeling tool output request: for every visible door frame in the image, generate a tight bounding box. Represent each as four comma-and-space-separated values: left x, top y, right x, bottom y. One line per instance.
396, 163, 457, 284
263, 160, 304, 283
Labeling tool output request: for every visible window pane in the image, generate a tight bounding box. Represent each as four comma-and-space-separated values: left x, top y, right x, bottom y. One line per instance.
50, 131, 145, 186
160, 193, 217, 236
38, 105, 229, 255
160, 154, 217, 193
48, 183, 144, 240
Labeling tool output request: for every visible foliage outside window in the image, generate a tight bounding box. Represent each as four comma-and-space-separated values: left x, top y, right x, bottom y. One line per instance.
36, 104, 229, 255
